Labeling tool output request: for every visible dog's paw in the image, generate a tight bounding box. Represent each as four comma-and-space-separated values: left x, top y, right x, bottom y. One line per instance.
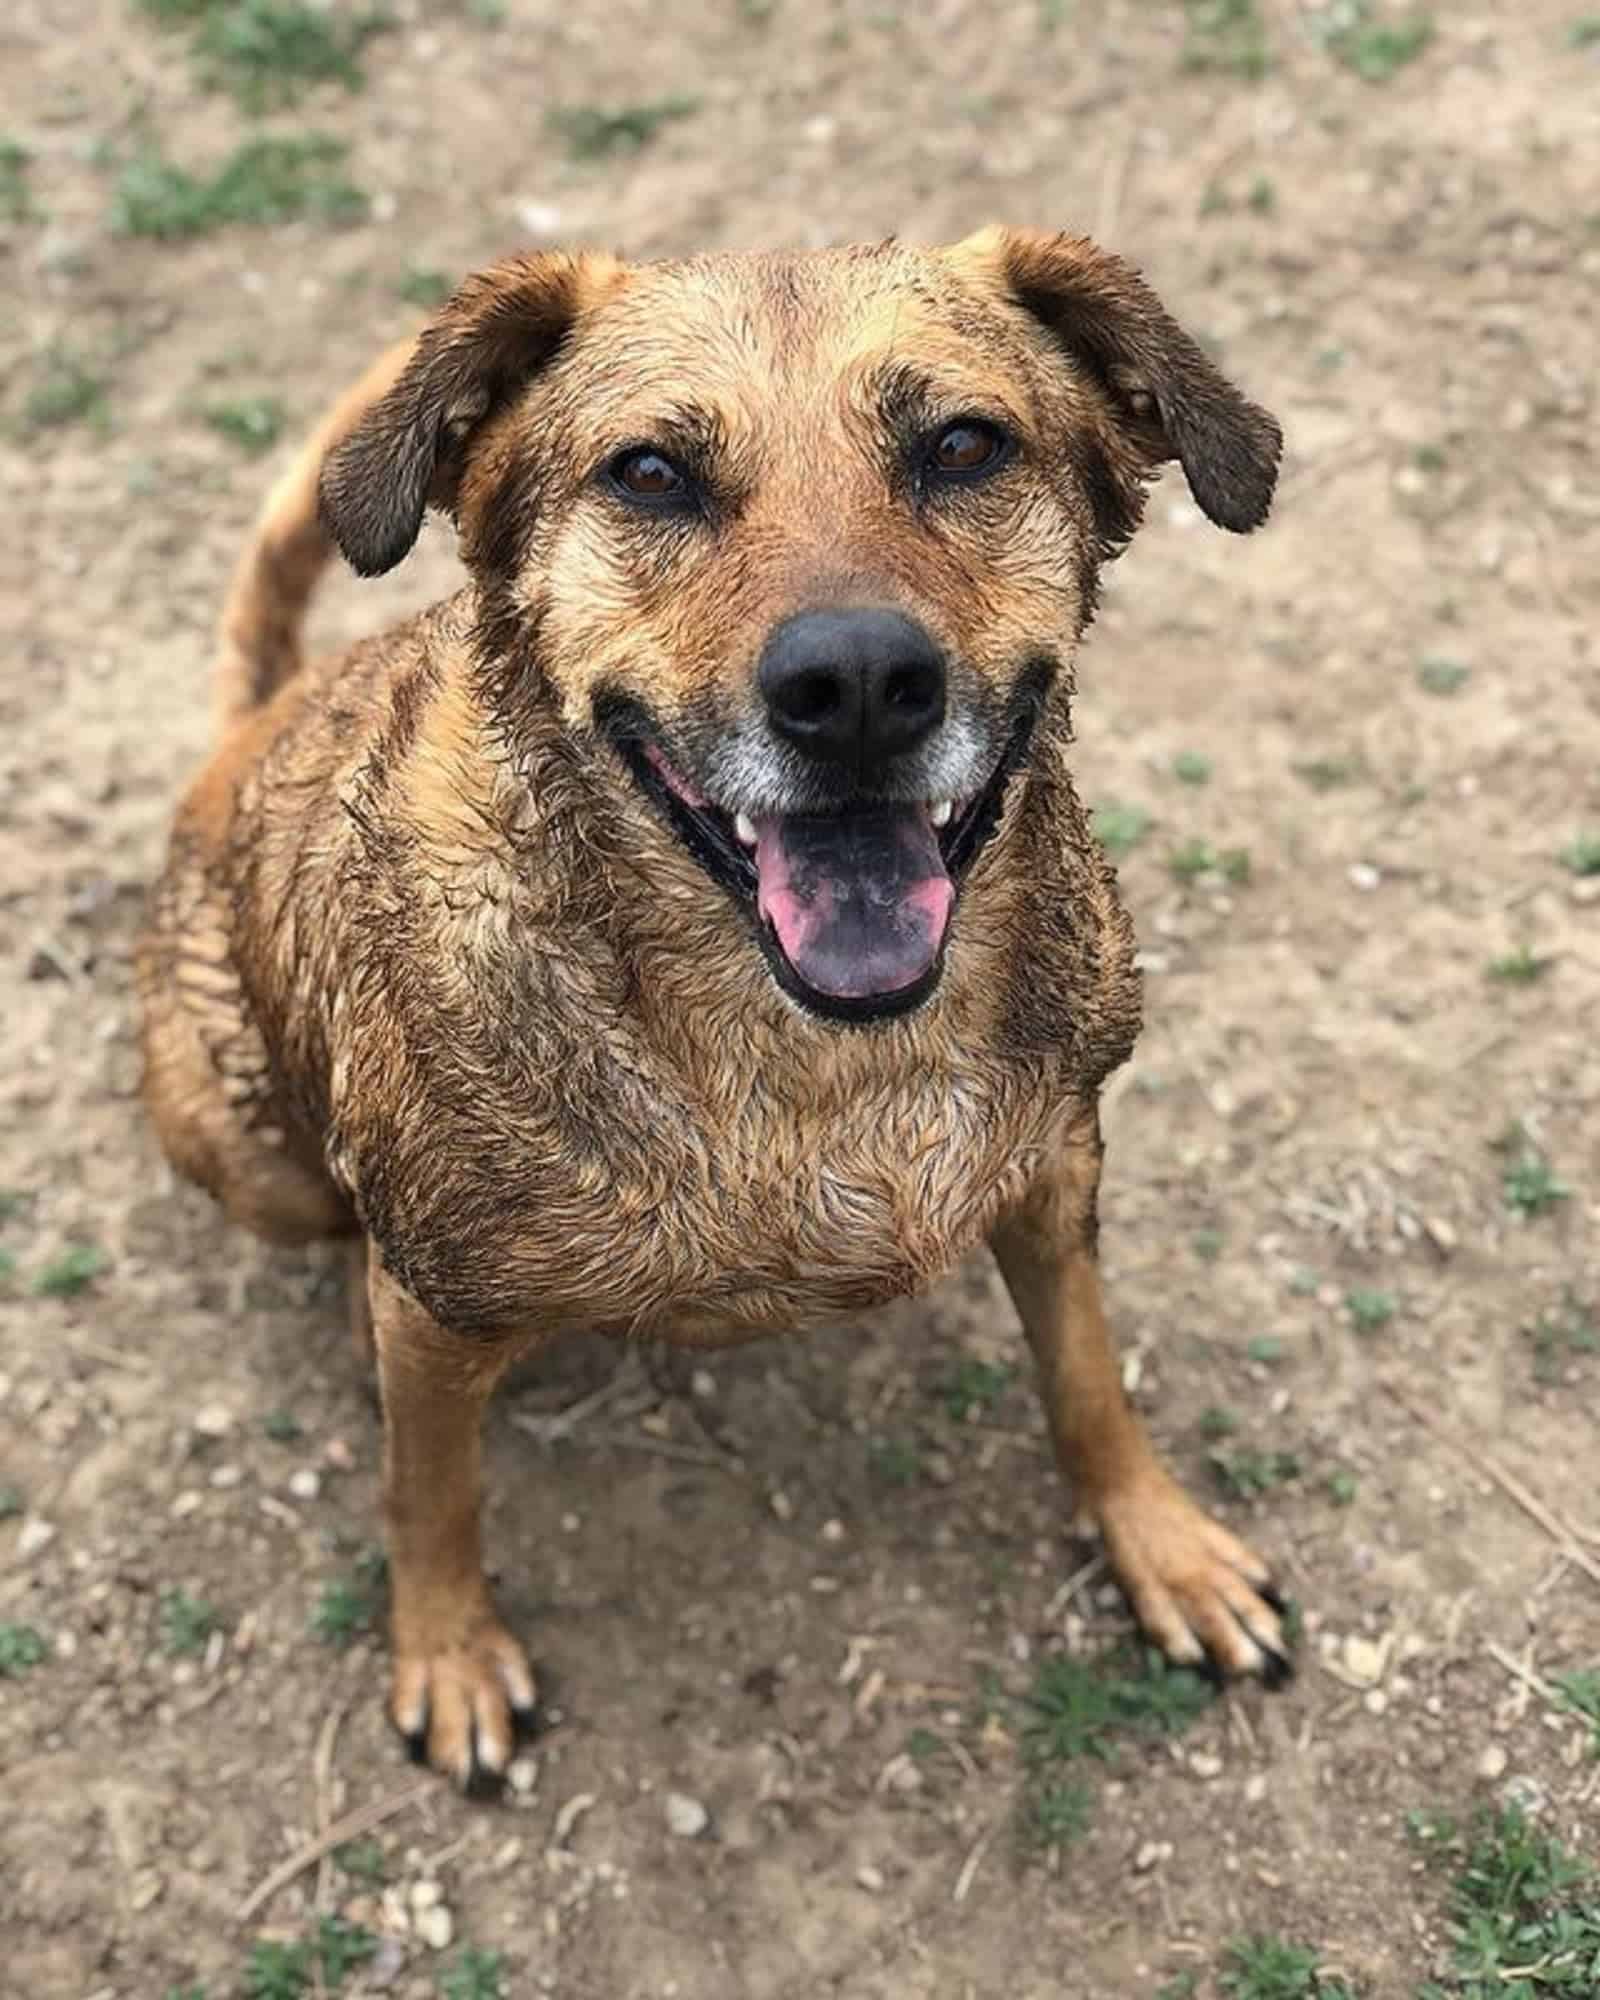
389, 1613, 538, 1795
1090, 1471, 1292, 1687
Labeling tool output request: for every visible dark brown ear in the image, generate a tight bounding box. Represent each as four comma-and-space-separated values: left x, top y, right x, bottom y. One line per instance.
318, 250, 624, 577
957, 224, 1282, 536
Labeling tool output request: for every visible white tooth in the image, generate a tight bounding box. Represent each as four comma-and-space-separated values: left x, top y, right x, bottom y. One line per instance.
930, 799, 954, 829
734, 812, 758, 847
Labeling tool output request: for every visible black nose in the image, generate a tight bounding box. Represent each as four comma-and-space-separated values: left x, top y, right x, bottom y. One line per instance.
758, 608, 946, 773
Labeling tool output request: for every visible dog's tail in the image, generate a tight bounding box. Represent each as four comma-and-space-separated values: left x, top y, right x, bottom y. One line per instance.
211, 338, 413, 733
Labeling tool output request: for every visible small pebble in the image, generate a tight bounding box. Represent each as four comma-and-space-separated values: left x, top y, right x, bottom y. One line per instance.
1348, 862, 1382, 892
1134, 1840, 1171, 1872
409, 1880, 442, 1913
820, 1518, 845, 1543
324, 1437, 355, 1472
1343, 1634, 1387, 1686
1478, 1744, 1509, 1781
856, 1864, 884, 1893
507, 1755, 538, 1797
691, 1370, 716, 1399
665, 1792, 709, 1839
17, 1517, 56, 1559
287, 1467, 321, 1501
209, 1464, 242, 1489
415, 1904, 454, 1952
1190, 1752, 1223, 1780
192, 1403, 234, 1438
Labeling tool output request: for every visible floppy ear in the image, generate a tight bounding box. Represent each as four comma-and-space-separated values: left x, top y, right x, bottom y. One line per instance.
318, 250, 624, 577
960, 224, 1282, 536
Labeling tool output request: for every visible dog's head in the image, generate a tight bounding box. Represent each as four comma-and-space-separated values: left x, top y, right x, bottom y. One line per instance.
321, 228, 1280, 1024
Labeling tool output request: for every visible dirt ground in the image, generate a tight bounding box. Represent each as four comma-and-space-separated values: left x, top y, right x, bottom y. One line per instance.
2, 3, 1598, 1996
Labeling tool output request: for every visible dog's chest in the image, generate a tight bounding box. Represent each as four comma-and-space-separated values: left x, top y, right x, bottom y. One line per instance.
363, 1040, 1067, 1340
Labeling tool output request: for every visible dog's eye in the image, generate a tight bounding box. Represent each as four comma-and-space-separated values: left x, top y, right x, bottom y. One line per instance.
928, 420, 1010, 480
610, 448, 687, 501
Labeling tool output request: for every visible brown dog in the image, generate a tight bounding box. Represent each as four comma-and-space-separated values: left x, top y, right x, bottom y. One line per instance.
138, 226, 1289, 1792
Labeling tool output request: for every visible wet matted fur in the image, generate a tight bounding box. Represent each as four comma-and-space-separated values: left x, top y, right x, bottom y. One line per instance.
139, 225, 1291, 1791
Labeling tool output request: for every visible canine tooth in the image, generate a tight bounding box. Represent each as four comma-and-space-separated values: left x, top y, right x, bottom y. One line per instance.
930, 799, 954, 829
734, 812, 758, 847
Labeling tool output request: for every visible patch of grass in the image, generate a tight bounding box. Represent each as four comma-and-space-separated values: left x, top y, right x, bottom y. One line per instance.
1319, 1, 1433, 82
1092, 801, 1151, 860
1169, 839, 1252, 885
314, 1916, 377, 1985
1173, 750, 1212, 785
1288, 1267, 1320, 1297
332, 1837, 387, 1883
1418, 1805, 1600, 1997
1020, 1777, 1093, 1850
1559, 832, 1600, 877
1158, 1978, 1201, 2000
1247, 1336, 1287, 1365
1502, 1148, 1571, 1220
1193, 1227, 1225, 1262
204, 394, 284, 453
0, 1248, 15, 1284
1022, 1645, 1215, 1766
1182, 0, 1270, 79
867, 1437, 922, 1487
0, 1624, 49, 1676
439, 1951, 508, 2000
1530, 1294, 1599, 1382
1571, 16, 1600, 47
1220, 1934, 1357, 1998
243, 1939, 311, 2000
549, 96, 701, 162
1293, 754, 1361, 792
1199, 1404, 1239, 1440
24, 351, 109, 432
159, 1588, 220, 1658
1417, 655, 1469, 695
113, 135, 367, 239
136, 0, 387, 113
1487, 945, 1552, 984
1345, 1287, 1396, 1334
1414, 441, 1447, 472
1247, 174, 1276, 213
262, 1408, 303, 1443
937, 1358, 1014, 1421
1210, 1445, 1300, 1499
0, 137, 34, 221
1326, 1468, 1358, 1505
310, 1573, 378, 1646
31, 1243, 109, 1297
395, 264, 453, 307
0, 1487, 24, 1519
1554, 1670, 1600, 1754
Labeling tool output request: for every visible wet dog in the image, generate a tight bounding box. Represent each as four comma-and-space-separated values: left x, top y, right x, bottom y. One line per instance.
138, 226, 1289, 1791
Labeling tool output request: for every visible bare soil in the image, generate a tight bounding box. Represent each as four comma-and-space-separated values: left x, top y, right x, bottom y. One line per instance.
2, 3, 1597, 1996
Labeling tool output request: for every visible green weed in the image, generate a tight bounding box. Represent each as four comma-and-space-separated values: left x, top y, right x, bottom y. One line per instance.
1173, 750, 1212, 785
439, 1951, 508, 2000
1418, 1806, 1600, 1997
160, 1588, 221, 1658
1554, 1671, 1600, 1755
1022, 1645, 1215, 1766
937, 1358, 1014, 1420
1220, 1933, 1357, 1998
1487, 945, 1552, 984
0, 138, 34, 221
261, 1408, 303, 1443
1345, 1288, 1396, 1334
1559, 832, 1600, 877
395, 264, 453, 307
243, 1939, 310, 2000
1418, 656, 1470, 695
1210, 1445, 1300, 1499
1182, 0, 1270, 79
31, 1243, 109, 1297
1319, 2, 1433, 82
332, 1837, 387, 1883
1020, 1777, 1092, 1850
136, 0, 387, 113
24, 352, 109, 433
550, 97, 701, 161
0, 1624, 49, 1676
114, 136, 367, 239
204, 395, 284, 453
1530, 1295, 1598, 1381
1092, 801, 1151, 859
867, 1437, 922, 1487
310, 1573, 378, 1646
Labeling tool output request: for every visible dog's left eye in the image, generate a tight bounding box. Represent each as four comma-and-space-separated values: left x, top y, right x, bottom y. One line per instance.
610, 448, 687, 501
927, 420, 1010, 480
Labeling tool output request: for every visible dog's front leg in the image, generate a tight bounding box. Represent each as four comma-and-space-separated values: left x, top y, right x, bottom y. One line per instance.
369, 1256, 538, 1791
991, 1109, 1292, 1684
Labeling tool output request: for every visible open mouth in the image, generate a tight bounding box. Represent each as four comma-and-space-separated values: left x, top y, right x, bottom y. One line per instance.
602, 691, 1043, 1024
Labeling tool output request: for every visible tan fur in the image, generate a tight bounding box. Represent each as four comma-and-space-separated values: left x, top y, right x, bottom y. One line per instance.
139, 228, 1289, 1789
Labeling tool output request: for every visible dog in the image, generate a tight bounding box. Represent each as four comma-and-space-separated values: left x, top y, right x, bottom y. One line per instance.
138, 225, 1289, 1793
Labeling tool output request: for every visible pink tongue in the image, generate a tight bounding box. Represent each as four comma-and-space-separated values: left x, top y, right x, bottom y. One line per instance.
753, 806, 955, 1001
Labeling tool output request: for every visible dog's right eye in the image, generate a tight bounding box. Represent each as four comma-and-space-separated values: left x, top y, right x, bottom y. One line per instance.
609, 448, 687, 503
